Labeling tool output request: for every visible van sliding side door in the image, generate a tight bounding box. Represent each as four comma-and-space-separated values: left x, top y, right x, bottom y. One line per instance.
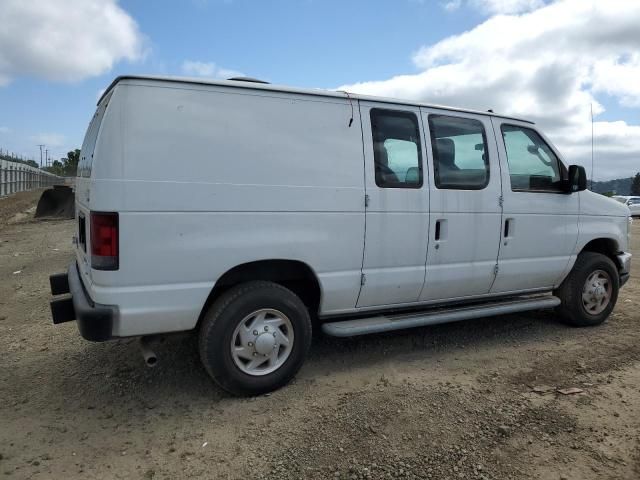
356, 103, 430, 308
418, 109, 503, 302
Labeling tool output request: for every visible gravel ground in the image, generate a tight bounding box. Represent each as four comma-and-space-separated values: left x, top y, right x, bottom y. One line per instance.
1, 189, 639, 480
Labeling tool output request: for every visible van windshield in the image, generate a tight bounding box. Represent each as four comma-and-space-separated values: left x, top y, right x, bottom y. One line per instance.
77, 91, 112, 178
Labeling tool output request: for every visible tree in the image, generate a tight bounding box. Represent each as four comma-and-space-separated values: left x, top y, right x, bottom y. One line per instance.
43, 149, 81, 176
64, 149, 80, 176
44, 160, 65, 176
631, 172, 640, 196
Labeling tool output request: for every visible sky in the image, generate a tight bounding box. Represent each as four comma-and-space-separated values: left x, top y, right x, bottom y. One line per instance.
0, 0, 638, 180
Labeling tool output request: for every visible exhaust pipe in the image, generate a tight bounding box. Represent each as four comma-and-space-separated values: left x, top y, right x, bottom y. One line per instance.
139, 336, 157, 367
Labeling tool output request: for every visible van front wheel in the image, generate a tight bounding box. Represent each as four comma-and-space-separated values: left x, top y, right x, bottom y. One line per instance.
555, 252, 619, 327
199, 281, 312, 396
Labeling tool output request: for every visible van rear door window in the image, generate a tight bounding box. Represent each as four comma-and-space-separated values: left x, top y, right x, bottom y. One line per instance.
78, 91, 112, 178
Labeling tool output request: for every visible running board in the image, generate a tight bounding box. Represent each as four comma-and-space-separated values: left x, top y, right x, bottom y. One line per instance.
321, 295, 561, 337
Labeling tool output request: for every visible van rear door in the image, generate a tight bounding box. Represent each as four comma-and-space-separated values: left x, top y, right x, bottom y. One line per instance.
75, 91, 113, 275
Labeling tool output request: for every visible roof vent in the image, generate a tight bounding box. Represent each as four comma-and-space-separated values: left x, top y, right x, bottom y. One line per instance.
227, 76, 270, 84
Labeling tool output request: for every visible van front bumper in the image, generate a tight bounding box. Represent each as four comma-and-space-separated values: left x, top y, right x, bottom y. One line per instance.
49, 261, 116, 342
617, 252, 631, 287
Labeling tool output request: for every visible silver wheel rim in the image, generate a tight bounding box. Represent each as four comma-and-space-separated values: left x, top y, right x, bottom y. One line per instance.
582, 269, 612, 315
230, 308, 294, 376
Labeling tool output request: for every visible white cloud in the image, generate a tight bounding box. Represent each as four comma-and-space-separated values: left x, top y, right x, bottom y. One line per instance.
441, 0, 547, 14
591, 55, 640, 108
340, 0, 640, 180
0, 0, 145, 85
470, 0, 546, 14
0, 127, 10, 134
181, 60, 243, 79
442, 0, 463, 11
31, 133, 66, 148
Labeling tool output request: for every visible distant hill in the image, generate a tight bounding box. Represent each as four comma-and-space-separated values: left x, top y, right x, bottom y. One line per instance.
590, 177, 633, 196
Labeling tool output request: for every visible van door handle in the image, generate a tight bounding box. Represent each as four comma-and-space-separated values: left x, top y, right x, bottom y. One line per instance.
434, 219, 447, 247
503, 218, 514, 245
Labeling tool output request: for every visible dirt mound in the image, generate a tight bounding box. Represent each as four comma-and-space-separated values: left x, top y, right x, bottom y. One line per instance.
34, 185, 75, 219
0, 188, 48, 227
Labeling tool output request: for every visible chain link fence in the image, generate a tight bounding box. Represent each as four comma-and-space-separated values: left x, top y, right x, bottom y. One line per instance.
0, 159, 66, 197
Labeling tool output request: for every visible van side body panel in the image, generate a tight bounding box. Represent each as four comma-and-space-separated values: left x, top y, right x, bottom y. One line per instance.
84, 81, 365, 336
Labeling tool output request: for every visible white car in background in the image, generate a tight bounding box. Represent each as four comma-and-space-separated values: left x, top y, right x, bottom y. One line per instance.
626, 197, 640, 217
613, 196, 640, 217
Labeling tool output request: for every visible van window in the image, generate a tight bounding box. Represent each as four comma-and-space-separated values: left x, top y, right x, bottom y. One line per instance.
370, 109, 423, 188
428, 115, 489, 190
501, 125, 564, 192
78, 91, 112, 178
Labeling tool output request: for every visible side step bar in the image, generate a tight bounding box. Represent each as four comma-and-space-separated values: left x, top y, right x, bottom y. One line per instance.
321, 295, 561, 337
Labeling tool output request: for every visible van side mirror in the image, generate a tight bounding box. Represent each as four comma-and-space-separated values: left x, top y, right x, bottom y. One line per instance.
567, 165, 587, 193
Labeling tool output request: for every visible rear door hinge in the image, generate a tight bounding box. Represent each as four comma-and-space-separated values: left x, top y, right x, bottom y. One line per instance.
360, 273, 366, 286
494, 264, 499, 275
364, 194, 370, 208
498, 195, 504, 208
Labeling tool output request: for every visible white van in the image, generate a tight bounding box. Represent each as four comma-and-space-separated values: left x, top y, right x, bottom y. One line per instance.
50, 75, 632, 395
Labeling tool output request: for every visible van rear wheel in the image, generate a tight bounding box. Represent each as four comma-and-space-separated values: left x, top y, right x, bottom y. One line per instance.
199, 281, 312, 396
555, 252, 619, 327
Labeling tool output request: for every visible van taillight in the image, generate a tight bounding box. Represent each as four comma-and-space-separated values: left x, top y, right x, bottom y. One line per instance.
90, 212, 118, 270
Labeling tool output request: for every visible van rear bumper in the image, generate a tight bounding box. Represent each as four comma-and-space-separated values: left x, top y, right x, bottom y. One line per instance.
49, 261, 116, 342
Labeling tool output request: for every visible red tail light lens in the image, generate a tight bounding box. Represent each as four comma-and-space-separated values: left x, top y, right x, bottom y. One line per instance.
90, 212, 118, 270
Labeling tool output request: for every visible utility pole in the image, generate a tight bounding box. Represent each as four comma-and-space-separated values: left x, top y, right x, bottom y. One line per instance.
45, 149, 49, 167
37, 144, 45, 168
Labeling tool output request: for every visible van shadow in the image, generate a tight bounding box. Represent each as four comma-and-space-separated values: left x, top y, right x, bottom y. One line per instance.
306, 309, 571, 376
43, 309, 574, 415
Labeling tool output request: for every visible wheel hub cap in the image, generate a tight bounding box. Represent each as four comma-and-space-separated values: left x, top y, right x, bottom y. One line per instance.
592, 285, 605, 300
254, 332, 276, 355
582, 270, 612, 315
230, 308, 294, 376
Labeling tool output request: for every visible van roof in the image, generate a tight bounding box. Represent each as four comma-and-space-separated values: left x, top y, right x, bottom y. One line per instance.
99, 75, 535, 124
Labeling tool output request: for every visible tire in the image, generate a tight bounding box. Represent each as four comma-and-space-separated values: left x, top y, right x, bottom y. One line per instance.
554, 252, 619, 327
199, 281, 312, 396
